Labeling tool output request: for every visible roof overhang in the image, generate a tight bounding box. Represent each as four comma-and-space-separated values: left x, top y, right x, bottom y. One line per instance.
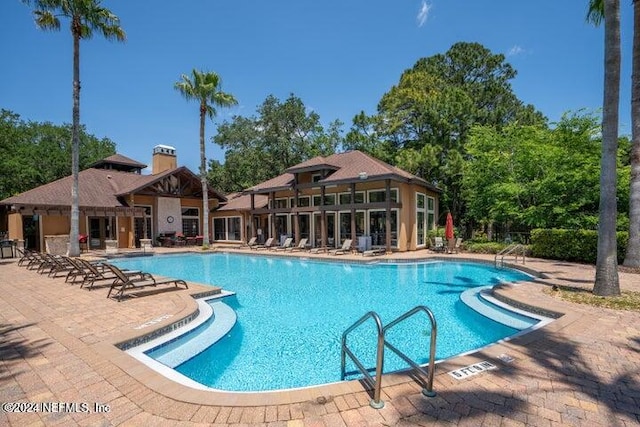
285, 163, 339, 174
248, 174, 442, 194
6, 203, 147, 218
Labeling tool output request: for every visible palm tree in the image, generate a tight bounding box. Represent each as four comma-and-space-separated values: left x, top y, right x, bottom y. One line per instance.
24, 0, 125, 257
624, 0, 640, 268
588, 0, 621, 296
589, 1, 640, 269
175, 70, 237, 247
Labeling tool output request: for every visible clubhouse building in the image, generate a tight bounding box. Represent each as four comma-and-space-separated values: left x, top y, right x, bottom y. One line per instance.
1, 147, 441, 253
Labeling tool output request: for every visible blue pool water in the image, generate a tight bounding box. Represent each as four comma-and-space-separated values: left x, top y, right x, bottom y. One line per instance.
112, 253, 532, 391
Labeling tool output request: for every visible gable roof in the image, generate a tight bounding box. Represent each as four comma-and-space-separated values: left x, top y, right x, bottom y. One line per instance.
0, 166, 225, 211
1, 169, 144, 209
90, 153, 147, 170
248, 150, 441, 193
285, 157, 339, 174
217, 192, 268, 211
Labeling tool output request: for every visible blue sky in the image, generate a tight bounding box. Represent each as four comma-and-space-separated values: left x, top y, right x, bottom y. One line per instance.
1, 1, 634, 173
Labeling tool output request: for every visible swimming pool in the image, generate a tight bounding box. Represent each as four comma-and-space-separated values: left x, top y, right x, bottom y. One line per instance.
113, 253, 534, 391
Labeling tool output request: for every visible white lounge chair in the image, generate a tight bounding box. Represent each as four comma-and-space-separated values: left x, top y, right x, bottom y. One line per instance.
238, 236, 258, 249
363, 247, 386, 257
272, 237, 293, 251
286, 238, 308, 251
449, 238, 463, 254
432, 237, 446, 252
253, 237, 275, 250
331, 239, 353, 255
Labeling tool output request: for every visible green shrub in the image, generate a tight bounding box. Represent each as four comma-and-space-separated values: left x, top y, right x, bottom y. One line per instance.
464, 241, 509, 254
530, 228, 628, 264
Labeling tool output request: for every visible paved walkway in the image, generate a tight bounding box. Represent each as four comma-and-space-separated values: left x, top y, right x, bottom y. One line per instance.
0, 249, 639, 426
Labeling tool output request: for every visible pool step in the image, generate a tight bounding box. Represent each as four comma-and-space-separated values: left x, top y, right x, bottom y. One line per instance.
145, 300, 237, 368
460, 286, 547, 330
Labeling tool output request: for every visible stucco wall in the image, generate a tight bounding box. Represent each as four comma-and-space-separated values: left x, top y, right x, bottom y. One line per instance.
7, 213, 23, 240
157, 197, 182, 234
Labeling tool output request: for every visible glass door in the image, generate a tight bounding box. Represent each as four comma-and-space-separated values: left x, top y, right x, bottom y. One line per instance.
88, 218, 105, 249
313, 212, 336, 247
298, 213, 311, 242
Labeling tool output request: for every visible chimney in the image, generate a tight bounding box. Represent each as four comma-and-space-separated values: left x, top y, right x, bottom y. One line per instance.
152, 145, 177, 174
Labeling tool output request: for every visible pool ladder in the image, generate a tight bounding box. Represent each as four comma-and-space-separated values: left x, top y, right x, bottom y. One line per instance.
495, 243, 526, 268
340, 306, 437, 409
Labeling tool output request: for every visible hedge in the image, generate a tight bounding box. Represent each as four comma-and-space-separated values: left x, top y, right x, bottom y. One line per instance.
463, 241, 508, 254
530, 228, 628, 264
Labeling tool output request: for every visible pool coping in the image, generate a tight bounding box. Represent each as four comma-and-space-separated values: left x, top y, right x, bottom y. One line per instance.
96, 253, 579, 407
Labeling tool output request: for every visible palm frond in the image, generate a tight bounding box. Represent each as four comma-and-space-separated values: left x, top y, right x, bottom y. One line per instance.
26, 0, 125, 41
33, 9, 61, 30
587, 0, 604, 26
175, 69, 238, 119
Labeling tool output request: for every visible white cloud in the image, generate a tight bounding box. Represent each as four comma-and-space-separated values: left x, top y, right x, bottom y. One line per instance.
417, 1, 431, 28
507, 45, 525, 56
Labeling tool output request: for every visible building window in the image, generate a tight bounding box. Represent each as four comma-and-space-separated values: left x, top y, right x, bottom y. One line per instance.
134, 205, 152, 247
275, 214, 289, 240
213, 218, 225, 240
368, 210, 398, 247
213, 216, 242, 241
416, 193, 426, 246
368, 188, 398, 203
427, 196, 435, 230
313, 194, 336, 206
338, 192, 365, 205
297, 196, 311, 207
228, 217, 241, 241
181, 207, 199, 237
338, 211, 365, 241
312, 173, 322, 182
274, 198, 288, 209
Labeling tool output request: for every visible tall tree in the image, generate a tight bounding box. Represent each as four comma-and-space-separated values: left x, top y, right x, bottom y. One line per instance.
588, 0, 621, 295
210, 94, 341, 192
589, 0, 640, 269
0, 110, 116, 200
625, 0, 640, 267
175, 69, 237, 247
347, 42, 546, 223
463, 113, 630, 233
24, 0, 125, 257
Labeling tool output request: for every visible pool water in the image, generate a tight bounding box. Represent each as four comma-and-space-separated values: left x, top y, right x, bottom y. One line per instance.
112, 253, 532, 391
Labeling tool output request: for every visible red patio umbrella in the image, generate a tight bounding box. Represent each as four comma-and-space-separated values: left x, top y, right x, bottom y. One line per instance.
445, 212, 454, 240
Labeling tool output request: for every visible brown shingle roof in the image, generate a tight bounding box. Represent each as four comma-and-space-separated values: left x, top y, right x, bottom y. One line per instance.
1, 169, 147, 208
217, 193, 268, 211
285, 156, 339, 174
90, 153, 147, 169
0, 166, 225, 209
248, 150, 441, 193
246, 173, 295, 192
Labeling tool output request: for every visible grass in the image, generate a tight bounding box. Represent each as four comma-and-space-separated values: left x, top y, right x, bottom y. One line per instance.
544, 284, 640, 312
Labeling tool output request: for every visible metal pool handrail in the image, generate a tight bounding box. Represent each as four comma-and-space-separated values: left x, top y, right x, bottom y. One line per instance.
341, 306, 438, 409
383, 305, 438, 397
340, 311, 385, 409
495, 243, 526, 267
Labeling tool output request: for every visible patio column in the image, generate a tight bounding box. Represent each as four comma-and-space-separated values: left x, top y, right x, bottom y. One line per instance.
250, 193, 256, 238
270, 191, 276, 239
385, 179, 392, 252
129, 195, 136, 248
320, 185, 326, 247
293, 187, 300, 243
350, 183, 356, 242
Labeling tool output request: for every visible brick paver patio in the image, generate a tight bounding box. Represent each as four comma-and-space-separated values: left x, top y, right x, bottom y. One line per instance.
0, 248, 638, 426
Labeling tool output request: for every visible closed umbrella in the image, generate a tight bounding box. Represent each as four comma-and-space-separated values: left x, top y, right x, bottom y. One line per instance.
445, 212, 454, 253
